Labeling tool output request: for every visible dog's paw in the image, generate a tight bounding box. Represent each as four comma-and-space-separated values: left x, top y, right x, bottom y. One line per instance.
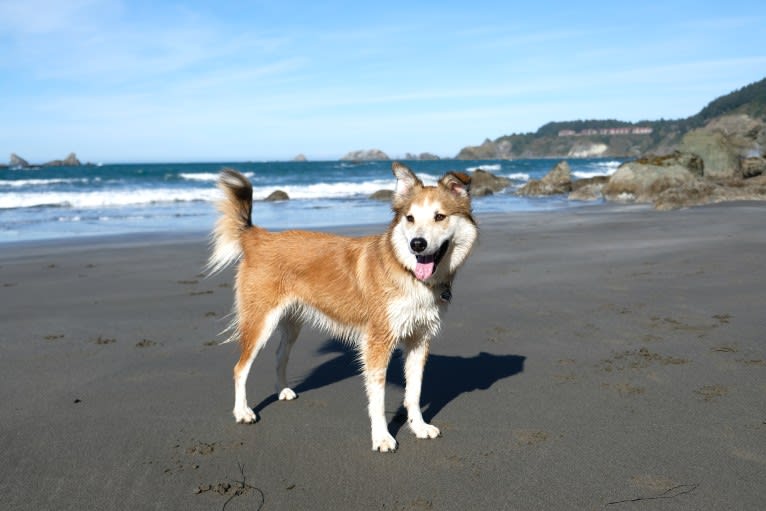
410, 421, 441, 439
278, 387, 297, 401
372, 432, 398, 453
233, 406, 257, 424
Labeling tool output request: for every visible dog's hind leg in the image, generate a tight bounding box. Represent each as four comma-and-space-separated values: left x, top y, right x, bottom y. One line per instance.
275, 317, 302, 401
403, 337, 441, 439
233, 308, 282, 423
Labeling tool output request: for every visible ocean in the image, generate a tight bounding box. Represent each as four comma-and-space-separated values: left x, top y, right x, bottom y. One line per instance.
0, 158, 623, 243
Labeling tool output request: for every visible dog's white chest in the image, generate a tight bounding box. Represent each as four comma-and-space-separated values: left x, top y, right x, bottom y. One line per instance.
386, 283, 441, 340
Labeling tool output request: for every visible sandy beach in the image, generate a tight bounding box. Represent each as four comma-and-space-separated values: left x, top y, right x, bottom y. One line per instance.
1, 203, 764, 510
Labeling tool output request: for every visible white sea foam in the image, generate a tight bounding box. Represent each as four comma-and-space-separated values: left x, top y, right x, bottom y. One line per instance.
573, 160, 622, 179
0, 188, 220, 209
180, 171, 255, 182
253, 179, 394, 200
0, 178, 399, 209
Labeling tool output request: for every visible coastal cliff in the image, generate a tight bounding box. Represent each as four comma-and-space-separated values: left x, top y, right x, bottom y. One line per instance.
456, 77, 766, 159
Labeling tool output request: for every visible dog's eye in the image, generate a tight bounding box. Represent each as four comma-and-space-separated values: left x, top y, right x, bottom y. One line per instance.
434, 213, 446, 222
406, 215, 414, 223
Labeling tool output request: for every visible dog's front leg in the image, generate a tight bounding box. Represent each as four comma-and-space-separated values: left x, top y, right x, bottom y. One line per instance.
363, 343, 397, 452
403, 338, 440, 439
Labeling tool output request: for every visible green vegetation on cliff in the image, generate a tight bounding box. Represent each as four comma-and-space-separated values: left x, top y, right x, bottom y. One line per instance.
456, 77, 766, 159
692, 77, 766, 123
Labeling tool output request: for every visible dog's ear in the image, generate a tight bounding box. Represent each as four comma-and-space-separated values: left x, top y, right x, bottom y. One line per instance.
440, 171, 471, 198
392, 162, 422, 199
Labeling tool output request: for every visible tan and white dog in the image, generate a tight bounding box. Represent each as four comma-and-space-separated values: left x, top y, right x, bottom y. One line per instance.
208, 162, 478, 452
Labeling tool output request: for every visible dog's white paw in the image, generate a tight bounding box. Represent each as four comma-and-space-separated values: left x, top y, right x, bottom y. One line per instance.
233, 406, 257, 424
372, 432, 398, 453
278, 388, 297, 401
410, 421, 441, 439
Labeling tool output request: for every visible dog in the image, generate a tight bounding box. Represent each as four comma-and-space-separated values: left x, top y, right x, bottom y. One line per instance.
207, 162, 478, 452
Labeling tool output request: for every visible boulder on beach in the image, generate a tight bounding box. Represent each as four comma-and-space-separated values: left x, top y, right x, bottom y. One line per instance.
741, 156, 766, 178
517, 160, 572, 196
602, 159, 700, 204
654, 175, 766, 211
678, 114, 766, 180
569, 175, 610, 202
600, 147, 766, 209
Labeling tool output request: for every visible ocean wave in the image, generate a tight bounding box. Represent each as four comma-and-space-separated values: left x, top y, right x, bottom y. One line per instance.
0, 178, 400, 210
0, 177, 91, 188
180, 171, 255, 182
466, 164, 503, 172
254, 179, 394, 200
0, 188, 221, 209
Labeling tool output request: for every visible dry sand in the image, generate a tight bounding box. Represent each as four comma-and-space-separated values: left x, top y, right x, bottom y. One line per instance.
1, 203, 764, 510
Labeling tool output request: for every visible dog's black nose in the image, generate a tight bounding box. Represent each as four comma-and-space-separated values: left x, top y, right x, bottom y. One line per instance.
410, 237, 427, 253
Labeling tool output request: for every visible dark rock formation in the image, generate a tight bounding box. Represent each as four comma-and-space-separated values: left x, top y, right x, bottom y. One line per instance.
264, 190, 290, 201
369, 189, 394, 201
603, 160, 699, 204
601, 142, 766, 209
44, 153, 81, 167
569, 175, 610, 202
741, 156, 766, 178
404, 152, 441, 160
469, 168, 511, 196
634, 151, 704, 176
678, 114, 766, 179
340, 149, 390, 161
9, 153, 30, 168
678, 130, 740, 179
654, 175, 766, 211
517, 160, 572, 196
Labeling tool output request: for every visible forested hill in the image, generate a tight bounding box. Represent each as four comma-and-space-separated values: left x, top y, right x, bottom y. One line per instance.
456, 77, 766, 159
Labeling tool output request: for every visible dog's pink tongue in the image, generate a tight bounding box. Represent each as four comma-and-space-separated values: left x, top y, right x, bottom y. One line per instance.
414, 261, 434, 281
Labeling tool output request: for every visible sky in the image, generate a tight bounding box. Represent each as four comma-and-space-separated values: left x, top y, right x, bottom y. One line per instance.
1, 1, 765, 163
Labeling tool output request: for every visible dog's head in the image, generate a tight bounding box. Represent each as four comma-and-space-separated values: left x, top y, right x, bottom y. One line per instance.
389, 162, 478, 283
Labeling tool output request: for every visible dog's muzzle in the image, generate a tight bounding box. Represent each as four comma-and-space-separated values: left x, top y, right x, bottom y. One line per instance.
413, 240, 449, 281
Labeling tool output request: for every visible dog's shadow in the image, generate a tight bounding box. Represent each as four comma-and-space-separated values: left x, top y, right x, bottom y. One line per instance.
254, 339, 525, 432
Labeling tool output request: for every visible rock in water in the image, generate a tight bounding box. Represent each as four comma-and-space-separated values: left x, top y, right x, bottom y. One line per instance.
517, 160, 572, 196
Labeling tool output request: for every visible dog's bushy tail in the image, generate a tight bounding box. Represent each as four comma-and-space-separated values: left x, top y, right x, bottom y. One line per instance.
207, 169, 253, 275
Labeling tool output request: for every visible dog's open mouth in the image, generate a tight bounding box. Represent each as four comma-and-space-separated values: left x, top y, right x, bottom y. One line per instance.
414, 240, 449, 281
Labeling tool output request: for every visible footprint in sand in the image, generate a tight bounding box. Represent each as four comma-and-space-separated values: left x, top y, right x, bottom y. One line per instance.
694, 384, 728, 401
513, 429, 549, 446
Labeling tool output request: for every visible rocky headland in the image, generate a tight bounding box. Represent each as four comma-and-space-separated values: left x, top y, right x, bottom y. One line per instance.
517, 114, 766, 209
455, 77, 766, 160
6, 152, 82, 169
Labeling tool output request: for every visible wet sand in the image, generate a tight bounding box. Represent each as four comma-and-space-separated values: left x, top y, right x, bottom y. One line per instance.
1, 203, 764, 510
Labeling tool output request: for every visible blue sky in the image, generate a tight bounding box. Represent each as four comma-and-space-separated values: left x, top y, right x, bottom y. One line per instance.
1, 1, 765, 163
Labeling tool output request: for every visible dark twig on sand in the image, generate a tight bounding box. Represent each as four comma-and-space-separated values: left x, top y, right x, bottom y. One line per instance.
221, 462, 265, 511
606, 483, 699, 506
